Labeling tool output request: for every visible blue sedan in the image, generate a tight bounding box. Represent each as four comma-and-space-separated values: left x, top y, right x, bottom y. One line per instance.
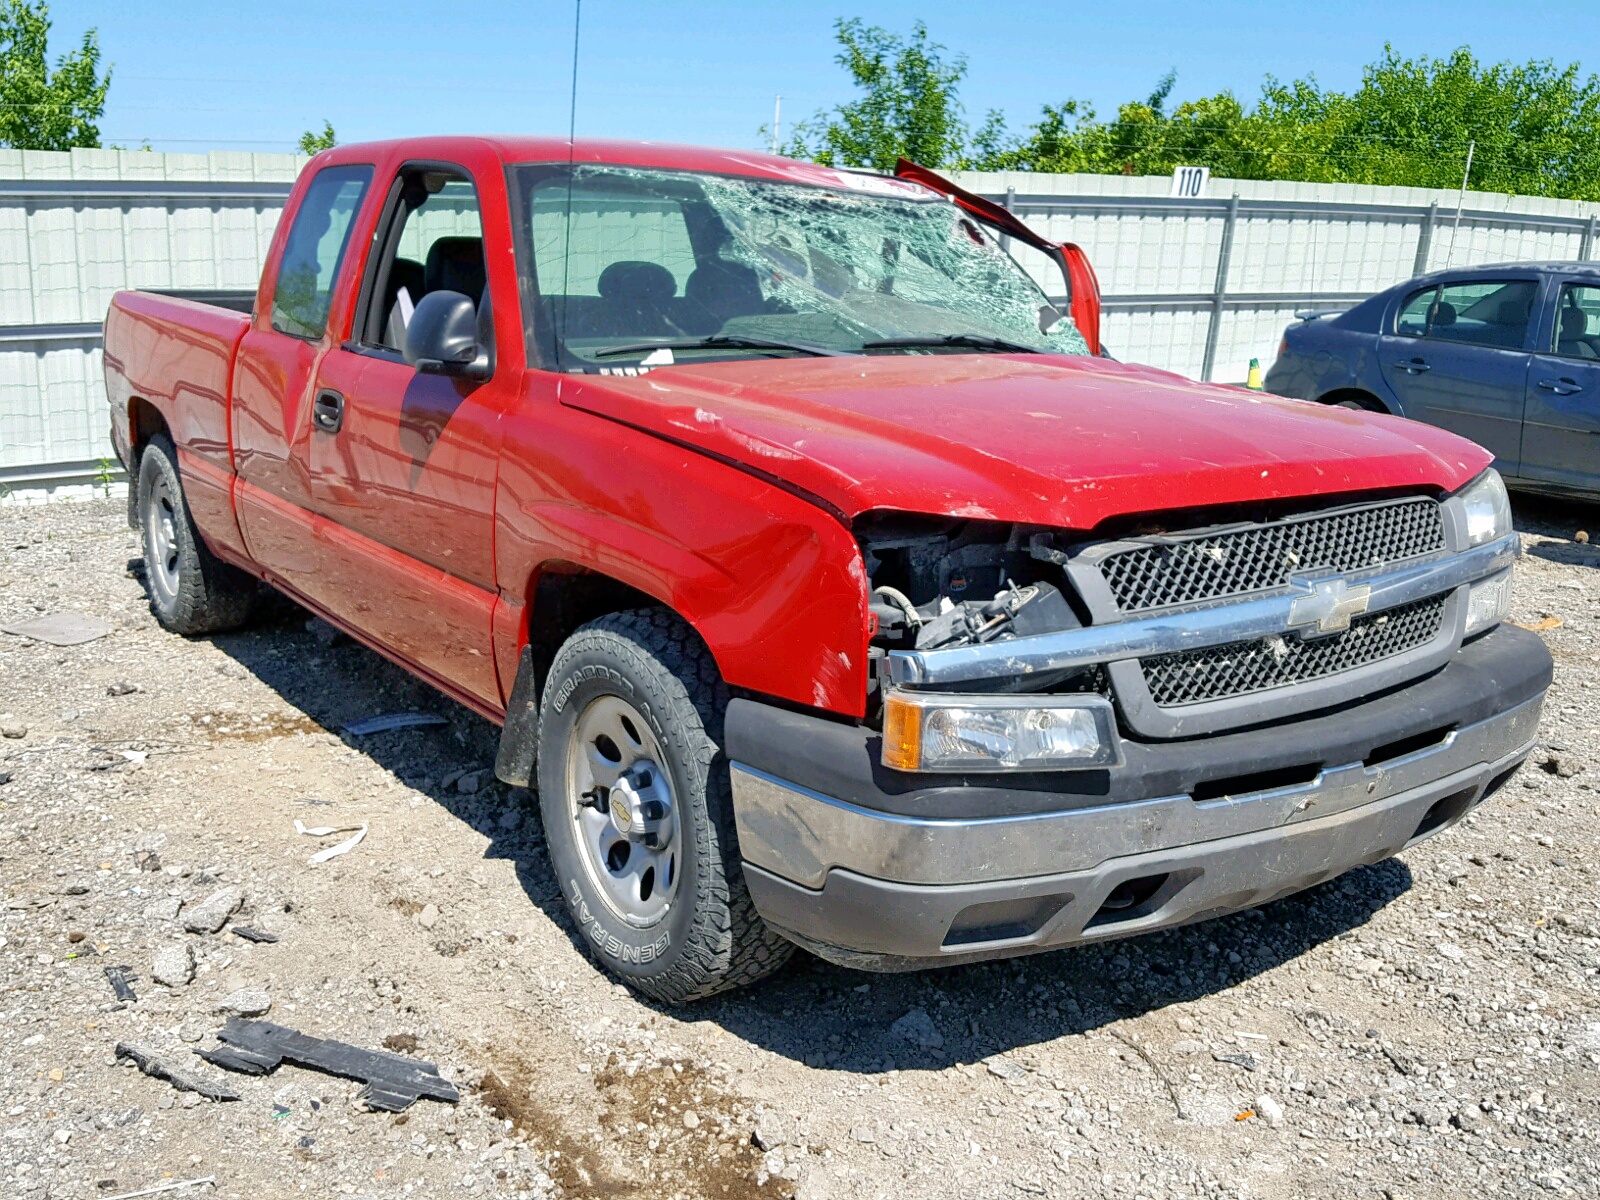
1265, 261, 1600, 498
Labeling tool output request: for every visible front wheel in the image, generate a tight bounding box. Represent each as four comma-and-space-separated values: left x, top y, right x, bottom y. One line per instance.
536, 609, 792, 1002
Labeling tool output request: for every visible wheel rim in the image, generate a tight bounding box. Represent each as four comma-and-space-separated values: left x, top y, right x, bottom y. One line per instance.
565, 694, 681, 927
143, 474, 181, 605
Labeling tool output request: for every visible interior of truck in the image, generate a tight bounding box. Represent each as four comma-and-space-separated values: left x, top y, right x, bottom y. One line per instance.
356, 170, 493, 357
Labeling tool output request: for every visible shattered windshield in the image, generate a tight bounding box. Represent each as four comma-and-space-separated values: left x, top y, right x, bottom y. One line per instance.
508, 163, 1088, 370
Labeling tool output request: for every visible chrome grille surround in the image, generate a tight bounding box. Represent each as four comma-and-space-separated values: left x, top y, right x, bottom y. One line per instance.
1138, 595, 1448, 708
1093, 496, 1445, 615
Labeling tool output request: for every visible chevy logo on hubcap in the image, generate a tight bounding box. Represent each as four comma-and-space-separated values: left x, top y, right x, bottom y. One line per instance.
1287, 574, 1372, 636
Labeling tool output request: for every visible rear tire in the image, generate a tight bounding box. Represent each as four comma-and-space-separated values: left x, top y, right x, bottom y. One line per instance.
536, 608, 792, 1002
137, 435, 257, 635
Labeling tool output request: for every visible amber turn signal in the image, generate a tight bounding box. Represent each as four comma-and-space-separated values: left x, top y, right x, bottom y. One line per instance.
881, 692, 923, 771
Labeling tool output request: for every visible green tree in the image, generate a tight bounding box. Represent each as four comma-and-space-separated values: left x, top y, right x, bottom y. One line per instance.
783, 19, 976, 171
0, 0, 109, 151
784, 23, 1600, 200
297, 120, 337, 155
989, 46, 1600, 200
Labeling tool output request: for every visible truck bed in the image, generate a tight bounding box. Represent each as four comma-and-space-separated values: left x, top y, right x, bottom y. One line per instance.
103, 288, 255, 562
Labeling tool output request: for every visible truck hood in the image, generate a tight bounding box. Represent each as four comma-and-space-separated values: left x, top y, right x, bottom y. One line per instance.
560, 354, 1491, 530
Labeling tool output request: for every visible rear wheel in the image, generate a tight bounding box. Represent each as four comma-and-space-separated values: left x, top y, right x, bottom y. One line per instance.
536, 609, 792, 1001
137, 436, 257, 635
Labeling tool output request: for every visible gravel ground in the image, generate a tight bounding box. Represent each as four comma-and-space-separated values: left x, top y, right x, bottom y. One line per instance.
1, 493, 1597, 1200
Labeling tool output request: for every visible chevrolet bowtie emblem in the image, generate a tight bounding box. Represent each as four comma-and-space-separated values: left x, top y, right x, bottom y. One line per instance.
1287, 574, 1371, 636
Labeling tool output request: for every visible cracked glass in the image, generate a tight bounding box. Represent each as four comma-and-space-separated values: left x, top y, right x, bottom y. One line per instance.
510, 164, 1088, 369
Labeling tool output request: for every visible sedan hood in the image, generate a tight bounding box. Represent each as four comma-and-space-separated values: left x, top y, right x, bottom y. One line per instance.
560, 354, 1491, 530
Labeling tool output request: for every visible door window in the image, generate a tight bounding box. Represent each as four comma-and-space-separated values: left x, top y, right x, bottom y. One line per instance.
1395, 287, 1436, 337
271, 164, 373, 339
1425, 280, 1536, 350
357, 171, 487, 353
1553, 285, 1600, 359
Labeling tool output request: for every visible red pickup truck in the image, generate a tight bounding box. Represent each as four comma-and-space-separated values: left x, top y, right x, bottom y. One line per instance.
103, 136, 1549, 1001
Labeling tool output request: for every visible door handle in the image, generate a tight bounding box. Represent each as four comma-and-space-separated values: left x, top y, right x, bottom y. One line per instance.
1537, 378, 1583, 395
1393, 359, 1430, 374
312, 389, 345, 433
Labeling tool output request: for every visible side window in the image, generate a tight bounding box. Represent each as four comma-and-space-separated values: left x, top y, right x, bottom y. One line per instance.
359, 171, 486, 352
1554, 285, 1600, 359
271, 165, 373, 339
1428, 280, 1536, 350
1395, 287, 1436, 337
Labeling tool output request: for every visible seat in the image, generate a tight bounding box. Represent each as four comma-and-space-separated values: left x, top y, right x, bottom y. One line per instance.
684, 259, 765, 332
595, 260, 679, 337
1557, 306, 1598, 359
381, 256, 425, 350
424, 236, 487, 301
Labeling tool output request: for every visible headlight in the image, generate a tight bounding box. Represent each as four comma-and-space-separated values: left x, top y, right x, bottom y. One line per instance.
1459, 469, 1512, 547
1465, 569, 1513, 637
882, 691, 1120, 772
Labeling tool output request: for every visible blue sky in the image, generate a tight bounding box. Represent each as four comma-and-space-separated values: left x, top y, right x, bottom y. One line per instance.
53, 1, 1597, 154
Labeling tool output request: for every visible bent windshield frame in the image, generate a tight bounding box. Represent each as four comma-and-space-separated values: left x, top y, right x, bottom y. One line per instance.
505, 163, 1088, 372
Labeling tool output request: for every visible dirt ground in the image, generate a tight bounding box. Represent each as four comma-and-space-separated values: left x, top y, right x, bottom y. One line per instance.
1, 493, 1597, 1200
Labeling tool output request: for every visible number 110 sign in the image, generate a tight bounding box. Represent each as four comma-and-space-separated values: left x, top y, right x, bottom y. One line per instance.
1170, 166, 1210, 199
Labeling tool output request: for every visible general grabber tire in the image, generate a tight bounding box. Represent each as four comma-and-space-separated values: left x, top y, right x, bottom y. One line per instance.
136, 435, 258, 636
536, 608, 793, 1002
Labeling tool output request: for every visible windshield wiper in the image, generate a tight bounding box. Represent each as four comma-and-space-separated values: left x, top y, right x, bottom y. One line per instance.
591, 335, 849, 359
862, 333, 1042, 354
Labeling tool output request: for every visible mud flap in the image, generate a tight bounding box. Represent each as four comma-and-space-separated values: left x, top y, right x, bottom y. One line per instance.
494, 645, 540, 787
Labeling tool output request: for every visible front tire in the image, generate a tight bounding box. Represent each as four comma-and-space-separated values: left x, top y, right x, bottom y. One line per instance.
137, 435, 257, 635
536, 609, 792, 1002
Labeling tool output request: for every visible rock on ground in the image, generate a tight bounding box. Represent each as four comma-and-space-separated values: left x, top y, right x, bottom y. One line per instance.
182, 885, 243, 934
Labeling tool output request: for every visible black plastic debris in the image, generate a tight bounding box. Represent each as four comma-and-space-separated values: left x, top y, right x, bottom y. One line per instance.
199, 1018, 459, 1112
1211, 1050, 1257, 1072
231, 926, 279, 944
104, 965, 138, 1002
116, 1042, 241, 1102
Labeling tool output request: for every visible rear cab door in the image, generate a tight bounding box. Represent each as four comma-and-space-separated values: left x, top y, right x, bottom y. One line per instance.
1376, 273, 1539, 473
1520, 271, 1600, 492
232, 157, 378, 592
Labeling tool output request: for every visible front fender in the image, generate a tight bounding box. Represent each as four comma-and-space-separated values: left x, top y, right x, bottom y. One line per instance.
494, 405, 871, 718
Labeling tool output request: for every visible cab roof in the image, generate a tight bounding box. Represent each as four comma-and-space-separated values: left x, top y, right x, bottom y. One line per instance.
317, 135, 939, 199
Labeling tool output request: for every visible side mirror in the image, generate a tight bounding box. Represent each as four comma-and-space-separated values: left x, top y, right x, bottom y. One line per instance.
404, 290, 489, 380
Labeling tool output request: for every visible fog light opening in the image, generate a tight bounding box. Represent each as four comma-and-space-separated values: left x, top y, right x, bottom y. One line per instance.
1408, 786, 1478, 845
1086, 873, 1171, 929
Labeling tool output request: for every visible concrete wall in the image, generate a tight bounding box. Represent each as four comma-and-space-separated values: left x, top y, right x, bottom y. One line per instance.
0, 148, 303, 497
3, 148, 1598, 496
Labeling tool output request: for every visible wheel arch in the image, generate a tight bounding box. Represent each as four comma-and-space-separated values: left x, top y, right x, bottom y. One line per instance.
495, 560, 719, 788
123, 397, 172, 525
1316, 387, 1391, 414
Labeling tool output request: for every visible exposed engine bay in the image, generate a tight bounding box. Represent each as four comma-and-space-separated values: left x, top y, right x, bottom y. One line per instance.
856, 514, 1096, 697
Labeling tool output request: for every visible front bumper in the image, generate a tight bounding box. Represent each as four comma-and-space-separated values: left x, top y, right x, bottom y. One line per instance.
727, 623, 1549, 968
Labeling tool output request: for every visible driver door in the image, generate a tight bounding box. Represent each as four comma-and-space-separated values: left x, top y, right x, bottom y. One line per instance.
305, 164, 513, 709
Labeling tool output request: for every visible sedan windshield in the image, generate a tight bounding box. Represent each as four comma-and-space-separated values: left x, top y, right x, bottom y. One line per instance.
509, 164, 1088, 370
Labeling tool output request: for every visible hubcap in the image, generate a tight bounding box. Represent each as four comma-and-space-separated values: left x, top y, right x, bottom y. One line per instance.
565, 694, 680, 926
143, 475, 181, 605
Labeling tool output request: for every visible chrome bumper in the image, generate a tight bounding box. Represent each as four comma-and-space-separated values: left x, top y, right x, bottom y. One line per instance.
731, 692, 1541, 890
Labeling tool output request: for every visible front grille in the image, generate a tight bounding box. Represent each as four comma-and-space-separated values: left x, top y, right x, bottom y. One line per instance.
1097, 498, 1445, 614
1139, 595, 1447, 707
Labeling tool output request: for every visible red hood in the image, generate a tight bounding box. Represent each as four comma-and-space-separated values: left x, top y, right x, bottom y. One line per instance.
560, 354, 1491, 529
